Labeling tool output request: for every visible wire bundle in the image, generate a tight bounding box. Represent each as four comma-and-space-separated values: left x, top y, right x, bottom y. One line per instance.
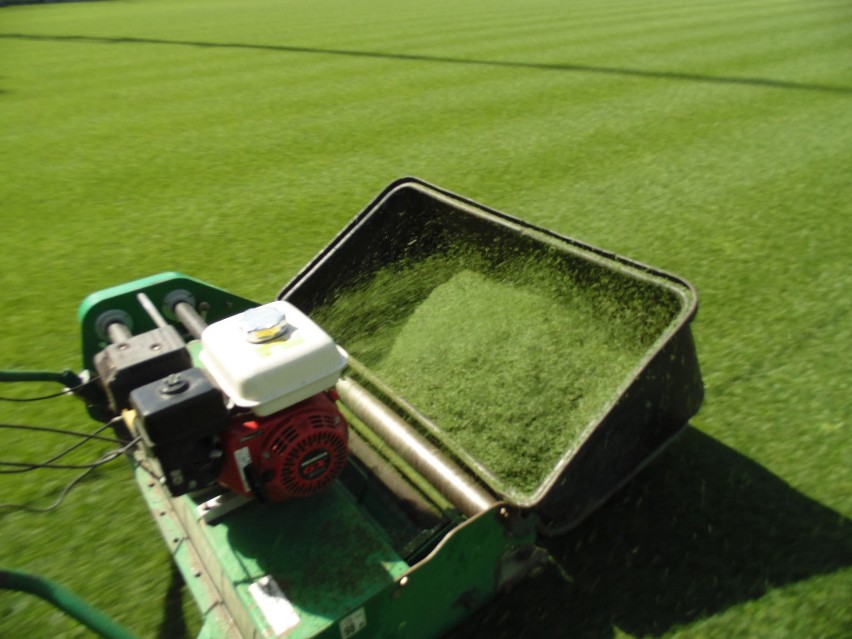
1, 376, 138, 513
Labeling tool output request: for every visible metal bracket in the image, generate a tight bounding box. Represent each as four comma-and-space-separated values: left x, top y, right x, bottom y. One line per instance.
195, 490, 251, 524
496, 545, 550, 593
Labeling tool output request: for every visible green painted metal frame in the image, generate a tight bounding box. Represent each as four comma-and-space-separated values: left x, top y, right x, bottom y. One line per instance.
77, 272, 257, 370
133, 452, 534, 639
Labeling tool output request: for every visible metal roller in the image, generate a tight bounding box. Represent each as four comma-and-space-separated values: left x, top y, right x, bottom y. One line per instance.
335, 377, 496, 518
106, 322, 132, 344
173, 301, 208, 340
346, 429, 445, 529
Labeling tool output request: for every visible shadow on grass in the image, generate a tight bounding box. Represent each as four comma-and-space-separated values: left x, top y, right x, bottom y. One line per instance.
446, 427, 852, 638
156, 562, 190, 639
1, 33, 850, 95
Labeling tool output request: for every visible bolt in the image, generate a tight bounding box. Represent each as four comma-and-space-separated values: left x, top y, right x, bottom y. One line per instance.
392, 576, 410, 599
160, 373, 189, 395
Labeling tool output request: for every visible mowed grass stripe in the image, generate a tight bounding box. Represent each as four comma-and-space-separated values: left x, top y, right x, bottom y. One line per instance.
378, 0, 852, 61
1, 0, 837, 56
439, 77, 841, 215
3, 6, 847, 278
519, 94, 850, 254
3, 18, 847, 284
1, 1, 850, 637
4, 2, 846, 91
464, 10, 852, 84
6, 7, 844, 384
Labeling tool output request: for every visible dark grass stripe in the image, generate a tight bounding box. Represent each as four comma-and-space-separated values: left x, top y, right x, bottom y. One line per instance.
2, 32, 849, 94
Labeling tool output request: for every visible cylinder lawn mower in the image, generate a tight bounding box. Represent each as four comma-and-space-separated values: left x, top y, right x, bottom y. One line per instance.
1, 179, 703, 639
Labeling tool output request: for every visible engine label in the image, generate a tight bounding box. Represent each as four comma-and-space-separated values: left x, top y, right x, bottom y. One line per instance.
248, 575, 300, 636
339, 608, 367, 638
299, 449, 331, 481
234, 446, 252, 492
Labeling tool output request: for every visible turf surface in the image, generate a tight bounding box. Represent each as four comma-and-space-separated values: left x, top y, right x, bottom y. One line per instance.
1, 0, 850, 637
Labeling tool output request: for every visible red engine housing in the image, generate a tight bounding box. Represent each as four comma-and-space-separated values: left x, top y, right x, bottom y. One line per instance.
218, 391, 348, 501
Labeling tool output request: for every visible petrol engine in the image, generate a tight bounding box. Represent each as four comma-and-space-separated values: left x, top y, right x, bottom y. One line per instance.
94, 298, 349, 502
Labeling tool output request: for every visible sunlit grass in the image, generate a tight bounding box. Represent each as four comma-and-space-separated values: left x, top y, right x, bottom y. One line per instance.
1, 0, 850, 637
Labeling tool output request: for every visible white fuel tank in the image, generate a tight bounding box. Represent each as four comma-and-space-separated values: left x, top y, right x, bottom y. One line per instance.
199, 301, 348, 416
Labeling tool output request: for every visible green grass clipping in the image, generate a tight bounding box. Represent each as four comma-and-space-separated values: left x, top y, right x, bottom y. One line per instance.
315, 246, 678, 496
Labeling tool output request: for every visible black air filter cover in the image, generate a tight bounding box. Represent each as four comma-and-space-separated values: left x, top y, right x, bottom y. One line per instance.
130, 367, 228, 444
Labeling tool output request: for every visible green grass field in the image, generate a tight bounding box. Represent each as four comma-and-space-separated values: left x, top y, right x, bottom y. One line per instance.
1, 0, 850, 637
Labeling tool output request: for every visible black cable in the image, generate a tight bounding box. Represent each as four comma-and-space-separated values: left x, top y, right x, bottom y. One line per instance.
0, 429, 135, 471
0, 431, 105, 473
0, 437, 141, 514
0, 422, 126, 444
0, 376, 101, 402
0, 458, 121, 470
0, 467, 99, 514
0, 421, 125, 474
